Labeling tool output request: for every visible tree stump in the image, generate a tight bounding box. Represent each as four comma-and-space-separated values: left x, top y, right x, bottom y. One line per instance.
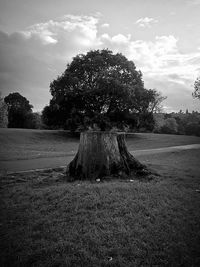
66, 131, 148, 181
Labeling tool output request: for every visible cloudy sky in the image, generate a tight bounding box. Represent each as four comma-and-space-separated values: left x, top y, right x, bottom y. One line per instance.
0, 0, 200, 112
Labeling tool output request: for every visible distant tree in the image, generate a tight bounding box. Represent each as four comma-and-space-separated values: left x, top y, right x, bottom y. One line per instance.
0, 93, 8, 128
138, 112, 155, 132
185, 122, 200, 136
160, 118, 178, 134
147, 89, 167, 113
32, 112, 43, 129
25, 112, 43, 129
173, 116, 185, 135
164, 113, 172, 119
153, 113, 165, 133
4, 92, 33, 128
193, 77, 200, 100
154, 111, 200, 136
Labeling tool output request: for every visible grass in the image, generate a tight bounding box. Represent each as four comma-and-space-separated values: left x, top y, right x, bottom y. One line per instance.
0, 128, 200, 161
1, 149, 200, 266
0, 129, 79, 161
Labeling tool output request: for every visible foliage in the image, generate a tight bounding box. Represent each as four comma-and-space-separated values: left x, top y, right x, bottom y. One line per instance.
147, 89, 167, 113
138, 112, 155, 131
27, 112, 43, 129
154, 111, 200, 136
44, 49, 160, 132
185, 122, 200, 137
193, 77, 200, 100
4, 92, 40, 129
153, 113, 165, 133
42, 100, 67, 129
160, 118, 178, 134
0, 93, 8, 128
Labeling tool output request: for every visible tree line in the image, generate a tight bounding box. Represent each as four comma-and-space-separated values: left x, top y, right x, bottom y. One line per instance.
154, 111, 200, 136
0, 49, 199, 136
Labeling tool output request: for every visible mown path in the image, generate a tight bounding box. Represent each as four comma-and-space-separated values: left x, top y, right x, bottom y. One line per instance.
1, 144, 200, 173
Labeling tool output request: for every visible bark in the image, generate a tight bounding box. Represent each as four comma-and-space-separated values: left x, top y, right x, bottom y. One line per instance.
66, 131, 148, 181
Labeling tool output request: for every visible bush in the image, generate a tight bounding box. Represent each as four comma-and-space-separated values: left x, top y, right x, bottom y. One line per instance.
185, 122, 200, 136
160, 118, 178, 134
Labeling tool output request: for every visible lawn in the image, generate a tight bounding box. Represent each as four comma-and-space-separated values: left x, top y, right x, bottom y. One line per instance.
0, 129, 79, 161
0, 128, 200, 161
1, 146, 200, 266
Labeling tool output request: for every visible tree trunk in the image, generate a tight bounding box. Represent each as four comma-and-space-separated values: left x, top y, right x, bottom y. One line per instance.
66, 131, 148, 181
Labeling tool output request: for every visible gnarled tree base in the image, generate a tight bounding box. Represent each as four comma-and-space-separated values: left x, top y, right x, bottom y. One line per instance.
66, 131, 149, 181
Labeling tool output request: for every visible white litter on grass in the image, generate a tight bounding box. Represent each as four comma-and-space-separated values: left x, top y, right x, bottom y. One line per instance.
130, 179, 134, 182
96, 178, 101, 182
108, 256, 113, 261
195, 189, 200, 192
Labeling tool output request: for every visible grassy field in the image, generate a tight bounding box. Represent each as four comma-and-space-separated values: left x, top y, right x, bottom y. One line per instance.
0, 128, 200, 161
0, 129, 78, 161
0, 129, 200, 266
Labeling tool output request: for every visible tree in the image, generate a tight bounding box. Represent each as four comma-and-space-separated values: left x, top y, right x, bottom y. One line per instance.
48, 49, 156, 132
41, 99, 68, 129
48, 49, 153, 180
26, 112, 43, 129
193, 77, 200, 100
185, 122, 200, 136
0, 93, 8, 128
4, 92, 33, 128
147, 89, 167, 113
153, 113, 165, 133
160, 118, 178, 134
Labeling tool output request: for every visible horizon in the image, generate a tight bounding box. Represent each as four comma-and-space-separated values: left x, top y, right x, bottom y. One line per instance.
0, 0, 200, 113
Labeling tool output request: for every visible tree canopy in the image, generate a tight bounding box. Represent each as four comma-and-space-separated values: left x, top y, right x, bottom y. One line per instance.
44, 49, 162, 131
4, 92, 33, 128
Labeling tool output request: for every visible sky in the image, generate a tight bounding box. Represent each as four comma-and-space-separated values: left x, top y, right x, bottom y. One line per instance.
0, 0, 200, 112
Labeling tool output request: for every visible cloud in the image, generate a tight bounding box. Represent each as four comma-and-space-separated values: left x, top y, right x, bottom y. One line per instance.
21, 15, 99, 49
101, 23, 109, 28
135, 17, 158, 28
100, 33, 199, 83
99, 33, 200, 111
0, 14, 199, 112
0, 15, 101, 110
0, 30, 56, 110
102, 33, 200, 81
187, 0, 200, 5
101, 33, 131, 45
